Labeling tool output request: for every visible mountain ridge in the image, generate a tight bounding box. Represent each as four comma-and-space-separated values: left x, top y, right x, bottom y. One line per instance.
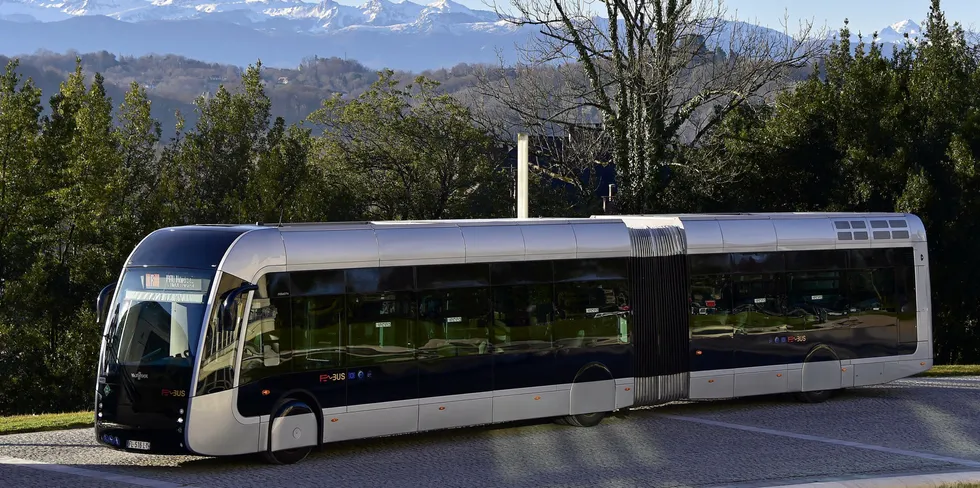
0, 0, 507, 30
0, 0, 967, 71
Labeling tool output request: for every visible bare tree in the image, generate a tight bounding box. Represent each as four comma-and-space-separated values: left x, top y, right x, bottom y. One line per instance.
458, 70, 611, 215
478, 0, 825, 212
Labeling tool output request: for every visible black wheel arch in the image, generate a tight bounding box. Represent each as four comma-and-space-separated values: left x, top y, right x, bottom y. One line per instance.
572, 361, 613, 383
267, 389, 324, 452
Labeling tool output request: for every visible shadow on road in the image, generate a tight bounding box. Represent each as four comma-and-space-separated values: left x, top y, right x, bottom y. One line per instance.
6, 378, 979, 488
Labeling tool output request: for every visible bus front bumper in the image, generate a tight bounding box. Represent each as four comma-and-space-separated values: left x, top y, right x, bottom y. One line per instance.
95, 422, 190, 455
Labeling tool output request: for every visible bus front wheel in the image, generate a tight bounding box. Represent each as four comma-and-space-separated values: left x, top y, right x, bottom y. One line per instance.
261, 398, 317, 465
262, 445, 312, 465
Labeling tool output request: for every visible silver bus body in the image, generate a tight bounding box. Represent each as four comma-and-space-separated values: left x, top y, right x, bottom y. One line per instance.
94, 213, 932, 462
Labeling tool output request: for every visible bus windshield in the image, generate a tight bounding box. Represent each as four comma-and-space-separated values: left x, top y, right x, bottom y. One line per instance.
103, 268, 215, 369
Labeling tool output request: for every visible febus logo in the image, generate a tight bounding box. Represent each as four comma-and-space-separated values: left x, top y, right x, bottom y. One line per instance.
131, 372, 149, 380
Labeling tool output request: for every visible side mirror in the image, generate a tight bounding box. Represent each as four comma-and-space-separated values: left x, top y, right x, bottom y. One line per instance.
263, 338, 281, 367
96, 282, 117, 326
219, 284, 258, 332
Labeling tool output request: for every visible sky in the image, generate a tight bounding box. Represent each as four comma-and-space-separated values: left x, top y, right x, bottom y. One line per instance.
713, 0, 978, 35
392, 0, 980, 35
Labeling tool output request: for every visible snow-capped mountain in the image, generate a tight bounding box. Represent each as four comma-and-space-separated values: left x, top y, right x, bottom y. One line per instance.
0, 0, 151, 21
359, 0, 423, 26
876, 19, 923, 44
49, 0, 147, 15
417, 0, 496, 24
0, 2, 971, 72
279, 0, 364, 31
0, 0, 506, 32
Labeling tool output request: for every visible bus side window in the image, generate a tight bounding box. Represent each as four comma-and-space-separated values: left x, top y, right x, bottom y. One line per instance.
292, 295, 345, 369
689, 274, 732, 337
345, 267, 415, 366
414, 262, 492, 359
489, 261, 554, 352
552, 258, 630, 348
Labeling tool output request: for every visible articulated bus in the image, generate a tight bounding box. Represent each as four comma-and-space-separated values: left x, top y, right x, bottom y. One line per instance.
93, 213, 933, 464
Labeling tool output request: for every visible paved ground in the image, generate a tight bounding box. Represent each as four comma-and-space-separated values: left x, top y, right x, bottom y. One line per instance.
2, 376, 980, 488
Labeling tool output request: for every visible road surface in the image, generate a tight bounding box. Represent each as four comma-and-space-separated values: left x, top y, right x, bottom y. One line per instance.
2, 376, 979, 487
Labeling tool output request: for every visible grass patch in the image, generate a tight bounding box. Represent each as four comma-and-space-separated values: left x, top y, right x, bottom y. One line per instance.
916, 364, 980, 377
0, 411, 94, 435
939, 484, 980, 488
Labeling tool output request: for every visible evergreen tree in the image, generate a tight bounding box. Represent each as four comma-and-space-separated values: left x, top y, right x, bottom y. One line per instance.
706, 0, 980, 362
170, 62, 272, 224
309, 70, 508, 220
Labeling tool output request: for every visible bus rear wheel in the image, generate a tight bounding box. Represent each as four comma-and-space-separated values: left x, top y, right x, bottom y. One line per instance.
562, 411, 607, 427
794, 389, 833, 403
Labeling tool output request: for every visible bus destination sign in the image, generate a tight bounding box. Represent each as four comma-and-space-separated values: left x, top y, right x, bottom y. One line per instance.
142, 273, 207, 292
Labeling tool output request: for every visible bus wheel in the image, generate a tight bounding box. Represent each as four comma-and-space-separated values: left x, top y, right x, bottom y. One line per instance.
794, 389, 833, 403
261, 445, 313, 465
261, 399, 317, 465
563, 411, 607, 427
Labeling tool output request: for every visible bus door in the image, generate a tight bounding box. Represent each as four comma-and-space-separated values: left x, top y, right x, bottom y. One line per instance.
414, 264, 495, 429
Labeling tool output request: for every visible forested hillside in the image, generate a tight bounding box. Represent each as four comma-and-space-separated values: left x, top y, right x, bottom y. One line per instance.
0, 48, 814, 141
0, 51, 501, 139
0, 0, 977, 416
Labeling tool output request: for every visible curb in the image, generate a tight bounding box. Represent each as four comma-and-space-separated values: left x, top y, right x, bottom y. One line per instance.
769, 471, 980, 487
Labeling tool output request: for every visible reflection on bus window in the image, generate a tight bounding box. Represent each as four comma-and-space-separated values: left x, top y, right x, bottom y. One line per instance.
689, 275, 732, 338
786, 271, 844, 329
845, 269, 898, 329
730, 274, 783, 335
346, 292, 415, 366
416, 287, 491, 358
553, 280, 630, 347
239, 296, 291, 385
293, 295, 346, 369
491, 284, 554, 352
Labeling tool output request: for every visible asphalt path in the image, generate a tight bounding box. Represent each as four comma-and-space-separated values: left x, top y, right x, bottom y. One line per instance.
2, 376, 979, 488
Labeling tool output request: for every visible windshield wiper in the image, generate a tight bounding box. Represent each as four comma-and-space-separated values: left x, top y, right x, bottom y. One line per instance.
140, 348, 162, 361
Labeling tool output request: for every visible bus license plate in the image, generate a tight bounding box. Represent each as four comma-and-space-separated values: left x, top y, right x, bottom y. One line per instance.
127, 440, 151, 451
